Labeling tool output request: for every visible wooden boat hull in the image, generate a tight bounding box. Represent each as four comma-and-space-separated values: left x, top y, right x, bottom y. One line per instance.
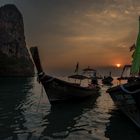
107, 81, 140, 128
30, 47, 100, 104
41, 76, 100, 103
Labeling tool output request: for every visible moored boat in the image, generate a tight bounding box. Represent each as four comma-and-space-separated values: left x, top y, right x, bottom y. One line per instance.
83, 66, 99, 85
30, 47, 100, 104
107, 17, 140, 128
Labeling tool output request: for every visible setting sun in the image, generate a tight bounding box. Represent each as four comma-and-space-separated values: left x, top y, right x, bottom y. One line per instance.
116, 63, 121, 68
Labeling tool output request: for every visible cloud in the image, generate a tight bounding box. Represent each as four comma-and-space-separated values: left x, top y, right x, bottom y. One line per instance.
0, 0, 140, 74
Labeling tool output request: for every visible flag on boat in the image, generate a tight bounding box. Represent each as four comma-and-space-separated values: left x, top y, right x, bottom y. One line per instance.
74, 62, 79, 73
130, 17, 140, 75
129, 44, 135, 52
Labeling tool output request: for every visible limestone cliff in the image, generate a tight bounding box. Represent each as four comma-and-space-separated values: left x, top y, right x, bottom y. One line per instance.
0, 4, 34, 76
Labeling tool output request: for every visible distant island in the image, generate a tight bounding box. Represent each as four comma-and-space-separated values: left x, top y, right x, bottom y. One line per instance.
0, 4, 34, 76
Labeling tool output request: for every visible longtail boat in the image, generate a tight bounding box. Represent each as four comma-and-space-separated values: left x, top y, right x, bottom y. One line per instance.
30, 47, 100, 104
107, 17, 140, 128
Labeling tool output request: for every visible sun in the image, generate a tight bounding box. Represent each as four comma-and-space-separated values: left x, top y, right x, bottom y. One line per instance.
116, 63, 121, 68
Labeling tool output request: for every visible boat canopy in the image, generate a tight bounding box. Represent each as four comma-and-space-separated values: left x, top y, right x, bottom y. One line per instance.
83, 66, 96, 72
120, 64, 131, 77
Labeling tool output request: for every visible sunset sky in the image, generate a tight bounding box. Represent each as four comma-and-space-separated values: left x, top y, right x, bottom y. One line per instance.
0, 0, 140, 76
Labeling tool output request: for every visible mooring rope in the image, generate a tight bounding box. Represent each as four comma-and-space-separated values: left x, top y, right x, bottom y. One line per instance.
120, 84, 140, 94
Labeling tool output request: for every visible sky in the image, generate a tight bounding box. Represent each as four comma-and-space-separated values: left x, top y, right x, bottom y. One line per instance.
0, 0, 140, 76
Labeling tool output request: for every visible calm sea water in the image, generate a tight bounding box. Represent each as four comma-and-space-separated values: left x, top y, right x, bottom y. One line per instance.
0, 77, 140, 140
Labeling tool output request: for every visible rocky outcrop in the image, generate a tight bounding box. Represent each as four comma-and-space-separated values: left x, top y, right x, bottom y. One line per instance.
0, 4, 34, 76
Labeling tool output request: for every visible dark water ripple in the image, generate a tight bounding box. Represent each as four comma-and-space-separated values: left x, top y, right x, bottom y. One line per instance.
0, 77, 140, 140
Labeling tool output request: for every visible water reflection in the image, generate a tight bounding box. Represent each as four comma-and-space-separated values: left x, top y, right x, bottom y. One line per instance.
1, 77, 140, 140
39, 96, 99, 139
105, 109, 140, 140
0, 77, 33, 139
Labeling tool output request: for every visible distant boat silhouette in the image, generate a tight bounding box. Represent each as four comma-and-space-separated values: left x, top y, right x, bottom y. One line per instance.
30, 47, 100, 104
102, 72, 113, 85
